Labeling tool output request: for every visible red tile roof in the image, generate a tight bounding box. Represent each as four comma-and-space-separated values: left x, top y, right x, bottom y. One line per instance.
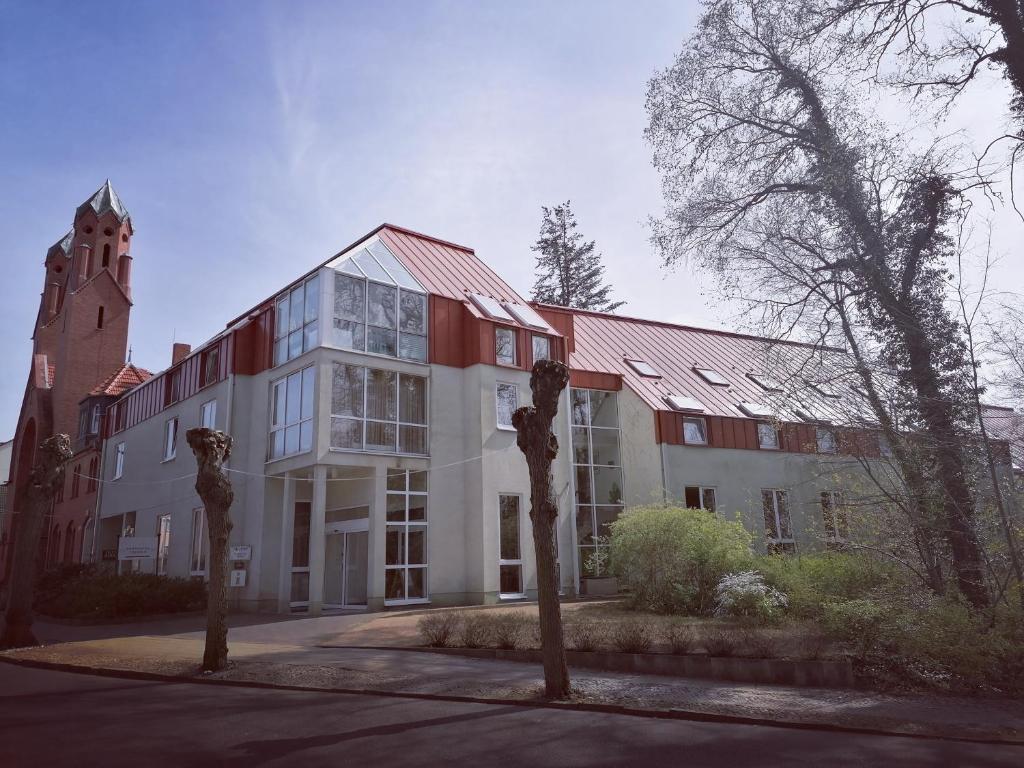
90, 363, 152, 396
560, 305, 854, 421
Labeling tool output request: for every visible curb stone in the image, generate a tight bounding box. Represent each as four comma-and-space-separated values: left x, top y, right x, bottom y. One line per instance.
1, 654, 1021, 746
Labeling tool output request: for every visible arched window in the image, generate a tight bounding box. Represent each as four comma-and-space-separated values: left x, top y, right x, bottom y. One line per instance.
97, 306, 104, 329
102, 243, 111, 268
64, 522, 76, 563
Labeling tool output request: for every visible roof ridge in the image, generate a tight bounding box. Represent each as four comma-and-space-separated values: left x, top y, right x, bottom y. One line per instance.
379, 223, 475, 254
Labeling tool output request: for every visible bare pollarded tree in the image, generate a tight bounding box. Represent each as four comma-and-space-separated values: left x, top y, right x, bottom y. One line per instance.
646, 0, 991, 607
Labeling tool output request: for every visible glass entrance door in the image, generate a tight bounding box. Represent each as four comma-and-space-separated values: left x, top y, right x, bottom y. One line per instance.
323, 524, 368, 609
344, 530, 368, 607
324, 533, 345, 607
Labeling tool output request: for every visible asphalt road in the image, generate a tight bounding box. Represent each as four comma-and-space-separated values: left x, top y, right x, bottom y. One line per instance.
0, 664, 1020, 767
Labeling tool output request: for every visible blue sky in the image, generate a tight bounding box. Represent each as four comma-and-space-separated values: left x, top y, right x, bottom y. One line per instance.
1, 1, 1021, 439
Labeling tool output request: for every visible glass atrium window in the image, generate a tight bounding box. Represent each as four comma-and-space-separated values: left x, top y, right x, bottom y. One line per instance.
331, 363, 428, 455
274, 274, 320, 366
330, 240, 427, 363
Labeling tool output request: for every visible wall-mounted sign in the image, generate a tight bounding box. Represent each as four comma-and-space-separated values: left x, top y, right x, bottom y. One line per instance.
230, 569, 247, 588
102, 549, 118, 562
229, 544, 252, 562
118, 536, 158, 560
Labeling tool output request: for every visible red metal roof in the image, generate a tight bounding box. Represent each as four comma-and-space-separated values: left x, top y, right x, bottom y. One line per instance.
89, 363, 152, 396
378, 226, 525, 304
561, 305, 853, 421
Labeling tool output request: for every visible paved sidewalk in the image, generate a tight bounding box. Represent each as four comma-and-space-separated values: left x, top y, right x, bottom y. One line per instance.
4, 623, 1024, 743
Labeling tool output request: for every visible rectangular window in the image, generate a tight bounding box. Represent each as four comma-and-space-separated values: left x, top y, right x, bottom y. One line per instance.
496, 383, 518, 429
200, 346, 220, 387
156, 514, 171, 576
114, 442, 126, 480
683, 485, 716, 512
821, 491, 848, 549
290, 502, 311, 606
274, 274, 320, 366
495, 326, 517, 366
89, 404, 102, 435
385, 469, 428, 604
163, 417, 178, 461
758, 422, 780, 450
878, 434, 893, 459
682, 416, 707, 445
330, 363, 428, 455
164, 368, 182, 407
693, 367, 729, 386
762, 489, 794, 554
190, 507, 207, 576
532, 334, 550, 363
816, 427, 837, 454
269, 366, 315, 460
498, 494, 524, 597
571, 388, 623, 577
200, 400, 217, 429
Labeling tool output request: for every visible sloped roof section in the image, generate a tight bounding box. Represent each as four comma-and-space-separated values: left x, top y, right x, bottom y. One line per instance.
377, 225, 525, 304
77, 180, 130, 222
563, 306, 859, 422
48, 227, 75, 257
90, 363, 152, 396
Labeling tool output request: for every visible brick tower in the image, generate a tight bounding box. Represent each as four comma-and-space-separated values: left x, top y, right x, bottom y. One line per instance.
1, 181, 144, 578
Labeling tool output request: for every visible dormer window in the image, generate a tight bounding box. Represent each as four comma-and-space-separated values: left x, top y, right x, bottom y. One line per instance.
682, 416, 708, 445
89, 404, 102, 435
625, 359, 660, 378
164, 368, 181, 407
694, 367, 729, 386
495, 326, 517, 366
810, 383, 841, 399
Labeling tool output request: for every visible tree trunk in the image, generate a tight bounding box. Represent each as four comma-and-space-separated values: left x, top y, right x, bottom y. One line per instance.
512, 359, 571, 699
186, 428, 234, 672
1, 434, 72, 649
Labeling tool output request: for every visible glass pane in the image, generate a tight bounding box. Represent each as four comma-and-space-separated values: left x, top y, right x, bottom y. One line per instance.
595, 506, 621, 538
683, 417, 707, 444
408, 495, 426, 521
407, 567, 426, 598
276, 295, 290, 337
685, 486, 701, 508
496, 383, 518, 427
387, 469, 406, 492
499, 495, 520, 560
703, 488, 716, 512
274, 338, 287, 366
273, 380, 287, 428
532, 335, 550, 362
776, 492, 792, 539
330, 417, 363, 449
366, 369, 397, 420
332, 364, 364, 417
334, 273, 365, 322
271, 429, 285, 459
288, 330, 302, 360
303, 320, 318, 352
289, 286, 304, 332
575, 466, 593, 505
290, 572, 310, 603
407, 527, 426, 565
399, 375, 426, 425
499, 565, 522, 595
304, 275, 319, 323
409, 470, 427, 493
495, 327, 516, 365
571, 389, 589, 426
589, 391, 618, 428
285, 424, 300, 455
387, 494, 406, 521
399, 425, 428, 455
367, 282, 397, 328
292, 504, 311, 567
365, 421, 397, 452
286, 372, 301, 424
589, 428, 620, 466
399, 333, 427, 362
758, 422, 779, 449
762, 491, 779, 539
299, 420, 312, 453
355, 249, 393, 282
385, 568, 404, 600
572, 427, 590, 464
593, 465, 624, 505
386, 527, 405, 565
369, 240, 423, 290
367, 327, 397, 356
399, 291, 426, 334
333, 319, 365, 351
575, 505, 594, 544
300, 366, 315, 419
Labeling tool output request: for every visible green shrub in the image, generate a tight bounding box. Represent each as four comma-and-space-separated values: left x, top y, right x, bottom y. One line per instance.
418, 611, 460, 647
610, 619, 653, 653
758, 552, 893, 619
821, 598, 889, 658
664, 621, 695, 655
610, 504, 753, 615
36, 570, 206, 619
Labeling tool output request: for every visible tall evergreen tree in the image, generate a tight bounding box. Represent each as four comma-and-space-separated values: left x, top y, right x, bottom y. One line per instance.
530, 201, 624, 312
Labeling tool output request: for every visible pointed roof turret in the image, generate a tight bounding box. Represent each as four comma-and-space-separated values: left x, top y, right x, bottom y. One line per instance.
47, 227, 75, 257
76, 179, 130, 223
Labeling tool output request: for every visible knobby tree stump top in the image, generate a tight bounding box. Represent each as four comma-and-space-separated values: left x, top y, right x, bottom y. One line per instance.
511, 359, 570, 459
186, 428, 234, 511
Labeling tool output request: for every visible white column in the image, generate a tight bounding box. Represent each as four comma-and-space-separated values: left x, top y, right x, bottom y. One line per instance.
307, 465, 327, 616
367, 464, 388, 609
276, 472, 295, 613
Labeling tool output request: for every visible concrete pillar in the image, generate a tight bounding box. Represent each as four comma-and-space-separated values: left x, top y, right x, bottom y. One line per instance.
276, 472, 295, 613
307, 465, 327, 616
367, 464, 388, 610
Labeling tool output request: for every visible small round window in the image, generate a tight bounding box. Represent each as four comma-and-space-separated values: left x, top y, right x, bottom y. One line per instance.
103, 227, 113, 237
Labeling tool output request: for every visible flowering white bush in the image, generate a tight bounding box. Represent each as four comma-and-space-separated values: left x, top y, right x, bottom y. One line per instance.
714, 571, 788, 623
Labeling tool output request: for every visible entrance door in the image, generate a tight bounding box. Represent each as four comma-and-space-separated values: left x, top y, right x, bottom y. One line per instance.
323, 533, 345, 606
323, 523, 368, 610
344, 530, 368, 607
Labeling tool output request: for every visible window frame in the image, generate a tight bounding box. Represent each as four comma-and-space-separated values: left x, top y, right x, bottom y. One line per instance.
816, 426, 837, 454
821, 490, 848, 548
495, 382, 519, 431
274, 273, 321, 367
384, 469, 429, 606
329, 363, 429, 456
683, 485, 717, 512
532, 334, 551, 363
268, 365, 316, 461
693, 367, 730, 386
681, 416, 708, 445
113, 442, 126, 480
156, 513, 172, 576
761, 488, 795, 554
190, 507, 207, 577
757, 421, 780, 450
162, 417, 178, 462
498, 493, 525, 599
495, 325, 518, 367
200, 399, 217, 430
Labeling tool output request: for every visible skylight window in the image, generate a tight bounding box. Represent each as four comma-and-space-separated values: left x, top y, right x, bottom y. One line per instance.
329, 241, 425, 291
468, 293, 516, 323
795, 407, 830, 424
504, 302, 555, 333
625, 359, 661, 378
810, 383, 842, 399
737, 402, 772, 418
665, 394, 706, 412
747, 373, 783, 392
693, 367, 730, 386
